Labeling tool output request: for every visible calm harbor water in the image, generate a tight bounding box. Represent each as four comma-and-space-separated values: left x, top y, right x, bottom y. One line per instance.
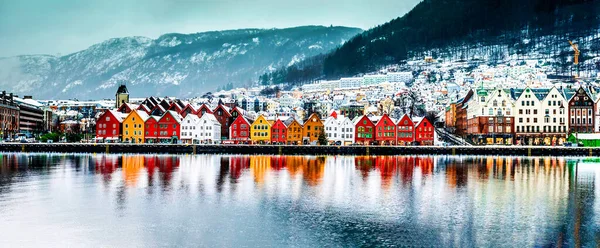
0, 153, 598, 247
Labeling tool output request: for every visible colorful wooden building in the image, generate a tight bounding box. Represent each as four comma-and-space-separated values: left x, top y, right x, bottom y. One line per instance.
396, 114, 415, 145
284, 118, 303, 145
213, 104, 231, 140
414, 117, 434, 145
271, 119, 288, 144
157, 110, 182, 143
122, 110, 150, 143
144, 116, 160, 143
230, 116, 252, 143
95, 109, 123, 142
302, 113, 324, 144
354, 115, 375, 145
374, 114, 396, 145
251, 115, 272, 144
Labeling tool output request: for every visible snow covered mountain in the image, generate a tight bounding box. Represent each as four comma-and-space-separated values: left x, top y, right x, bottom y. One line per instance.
0, 26, 362, 99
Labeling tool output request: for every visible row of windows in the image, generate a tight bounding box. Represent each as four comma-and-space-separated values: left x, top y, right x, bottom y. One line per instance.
98, 130, 117, 135
418, 133, 433, 139
326, 133, 353, 139
487, 126, 512, 133
182, 125, 212, 130
124, 130, 143, 136
398, 132, 413, 138
377, 132, 395, 137
253, 132, 269, 137
254, 124, 269, 130
571, 109, 593, 116
232, 124, 248, 129
158, 131, 177, 136
98, 123, 117, 129
571, 118, 593, 125
272, 135, 285, 139
124, 123, 144, 129
232, 131, 248, 137
515, 125, 566, 133
181, 132, 215, 137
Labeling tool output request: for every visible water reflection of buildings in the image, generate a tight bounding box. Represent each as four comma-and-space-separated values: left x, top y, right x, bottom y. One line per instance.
3, 154, 600, 246
354, 156, 435, 187
285, 156, 326, 186
224, 156, 327, 186
122, 155, 144, 187
93, 155, 180, 190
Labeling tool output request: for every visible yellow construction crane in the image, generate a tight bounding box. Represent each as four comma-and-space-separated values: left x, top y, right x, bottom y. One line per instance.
569, 40, 580, 78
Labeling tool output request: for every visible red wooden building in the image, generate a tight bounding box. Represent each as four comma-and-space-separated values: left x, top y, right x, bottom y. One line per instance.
180, 104, 197, 118
95, 110, 123, 142
396, 114, 415, 145
137, 104, 151, 114
354, 115, 375, 145
213, 104, 232, 140
166, 100, 186, 114
229, 116, 251, 144
271, 119, 288, 144
414, 117, 434, 145
117, 103, 137, 114
374, 114, 396, 145
197, 104, 213, 117
157, 110, 182, 143
144, 116, 160, 143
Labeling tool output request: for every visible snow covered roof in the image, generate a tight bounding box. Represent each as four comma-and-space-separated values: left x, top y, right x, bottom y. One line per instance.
137, 110, 151, 122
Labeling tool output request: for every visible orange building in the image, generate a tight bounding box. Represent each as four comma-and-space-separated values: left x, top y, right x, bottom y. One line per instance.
284, 118, 303, 145
302, 113, 324, 144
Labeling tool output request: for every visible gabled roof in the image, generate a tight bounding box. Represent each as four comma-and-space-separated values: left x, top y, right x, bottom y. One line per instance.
160, 110, 182, 124
182, 113, 200, 123
353, 115, 374, 126
283, 117, 302, 127
396, 114, 414, 126
137, 110, 150, 122
413, 117, 424, 126
103, 109, 125, 123
531, 88, 550, 101
252, 115, 272, 127
271, 118, 288, 128
233, 115, 252, 125
159, 99, 170, 110
199, 113, 221, 125
150, 104, 166, 116
137, 104, 151, 113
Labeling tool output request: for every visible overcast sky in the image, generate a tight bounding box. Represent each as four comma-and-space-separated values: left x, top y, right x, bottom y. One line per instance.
0, 0, 421, 57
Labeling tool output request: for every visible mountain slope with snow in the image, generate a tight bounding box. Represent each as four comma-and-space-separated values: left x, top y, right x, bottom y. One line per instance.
0, 26, 362, 99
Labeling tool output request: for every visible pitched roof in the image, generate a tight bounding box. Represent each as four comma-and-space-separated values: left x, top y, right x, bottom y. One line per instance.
137, 110, 151, 122
106, 109, 125, 123
116, 84, 128, 94
199, 113, 221, 126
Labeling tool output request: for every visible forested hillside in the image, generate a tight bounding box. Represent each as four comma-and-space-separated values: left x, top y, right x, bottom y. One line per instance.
260, 0, 600, 86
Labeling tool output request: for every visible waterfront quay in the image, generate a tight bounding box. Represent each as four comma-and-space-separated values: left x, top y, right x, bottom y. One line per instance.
1, 143, 599, 156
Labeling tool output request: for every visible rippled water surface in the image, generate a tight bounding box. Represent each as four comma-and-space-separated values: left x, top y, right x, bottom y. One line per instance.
0, 153, 598, 247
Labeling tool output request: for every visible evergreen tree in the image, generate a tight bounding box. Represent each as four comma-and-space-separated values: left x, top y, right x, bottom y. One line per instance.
318, 131, 328, 146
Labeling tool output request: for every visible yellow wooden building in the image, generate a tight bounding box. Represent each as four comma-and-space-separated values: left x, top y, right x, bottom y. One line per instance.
250, 115, 271, 143
122, 110, 150, 143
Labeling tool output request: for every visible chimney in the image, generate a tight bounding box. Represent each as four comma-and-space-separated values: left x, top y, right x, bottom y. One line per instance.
1, 91, 5, 104
9, 93, 13, 104
24, 96, 32, 100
